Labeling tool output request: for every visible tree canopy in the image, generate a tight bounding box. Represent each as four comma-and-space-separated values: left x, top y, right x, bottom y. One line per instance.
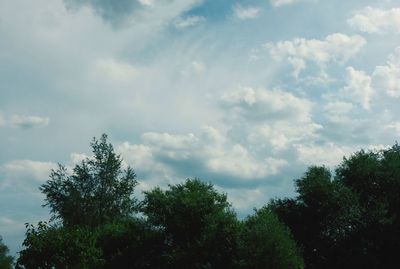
15, 135, 400, 269
40, 134, 138, 227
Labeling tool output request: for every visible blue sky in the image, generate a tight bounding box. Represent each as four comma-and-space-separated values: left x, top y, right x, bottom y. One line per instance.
1, 0, 400, 254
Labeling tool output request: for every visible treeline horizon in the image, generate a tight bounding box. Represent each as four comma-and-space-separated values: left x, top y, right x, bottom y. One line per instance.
1, 134, 400, 269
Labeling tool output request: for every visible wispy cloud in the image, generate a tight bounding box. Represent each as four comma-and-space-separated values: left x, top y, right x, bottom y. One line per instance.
233, 4, 260, 20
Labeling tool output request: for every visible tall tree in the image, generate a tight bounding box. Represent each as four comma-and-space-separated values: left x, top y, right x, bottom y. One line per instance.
40, 134, 138, 227
0, 236, 13, 269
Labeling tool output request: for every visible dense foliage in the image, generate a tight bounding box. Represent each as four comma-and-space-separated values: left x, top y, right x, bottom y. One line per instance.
0, 236, 13, 269
14, 135, 400, 268
271, 144, 400, 269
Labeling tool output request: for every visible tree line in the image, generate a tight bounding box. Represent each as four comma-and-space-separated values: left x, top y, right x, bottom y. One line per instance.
1, 134, 400, 268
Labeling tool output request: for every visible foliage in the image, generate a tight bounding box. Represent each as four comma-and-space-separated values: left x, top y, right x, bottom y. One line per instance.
142, 179, 239, 269
0, 236, 13, 269
40, 134, 138, 227
235, 207, 304, 269
95, 219, 165, 269
16, 222, 102, 269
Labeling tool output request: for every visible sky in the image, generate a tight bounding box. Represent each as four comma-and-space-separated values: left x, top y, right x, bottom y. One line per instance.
1, 0, 400, 255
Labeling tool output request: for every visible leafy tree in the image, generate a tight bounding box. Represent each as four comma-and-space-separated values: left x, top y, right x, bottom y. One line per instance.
142, 179, 238, 269
0, 236, 13, 269
235, 207, 304, 269
16, 222, 102, 269
40, 134, 138, 227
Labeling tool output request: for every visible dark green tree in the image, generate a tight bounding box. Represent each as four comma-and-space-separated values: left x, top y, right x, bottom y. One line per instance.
40, 134, 138, 227
235, 207, 304, 269
142, 179, 238, 269
16, 222, 102, 269
270, 166, 361, 269
0, 236, 13, 269
335, 144, 400, 268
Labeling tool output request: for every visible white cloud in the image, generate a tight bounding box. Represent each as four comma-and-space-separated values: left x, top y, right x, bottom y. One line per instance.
118, 126, 287, 185
295, 143, 359, 167
220, 87, 313, 123
265, 33, 366, 76
233, 4, 260, 20
373, 47, 400, 98
220, 87, 321, 150
341, 67, 374, 110
348, 6, 400, 34
174, 15, 205, 28
0, 160, 56, 190
9, 115, 50, 129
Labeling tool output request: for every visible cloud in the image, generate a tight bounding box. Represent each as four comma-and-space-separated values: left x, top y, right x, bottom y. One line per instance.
220, 87, 321, 150
174, 15, 205, 28
348, 6, 400, 34
265, 33, 366, 76
372, 47, 400, 98
295, 142, 388, 167
117, 126, 288, 188
341, 67, 374, 110
63, 0, 141, 25
63, 0, 203, 27
220, 87, 313, 123
9, 115, 50, 129
270, 0, 315, 7
233, 4, 260, 20
295, 143, 360, 167
0, 160, 56, 190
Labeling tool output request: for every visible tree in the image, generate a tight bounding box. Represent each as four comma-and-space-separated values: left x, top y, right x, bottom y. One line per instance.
40, 134, 138, 227
142, 179, 238, 269
16, 222, 102, 269
235, 207, 304, 269
270, 166, 361, 269
334, 144, 400, 268
0, 236, 13, 269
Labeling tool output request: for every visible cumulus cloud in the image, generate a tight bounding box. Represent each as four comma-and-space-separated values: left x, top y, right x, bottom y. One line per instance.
233, 4, 260, 20
265, 33, 366, 77
373, 47, 400, 98
220, 87, 321, 150
9, 115, 50, 129
348, 6, 400, 34
117, 126, 288, 188
341, 67, 374, 110
220, 87, 313, 122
